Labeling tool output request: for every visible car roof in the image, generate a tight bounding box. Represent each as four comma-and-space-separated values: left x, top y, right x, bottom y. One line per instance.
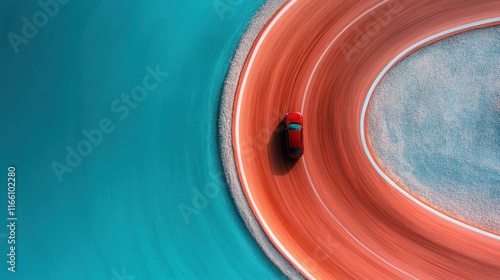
288, 129, 302, 148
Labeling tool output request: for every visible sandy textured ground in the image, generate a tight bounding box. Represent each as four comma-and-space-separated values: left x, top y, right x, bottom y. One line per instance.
368, 26, 500, 233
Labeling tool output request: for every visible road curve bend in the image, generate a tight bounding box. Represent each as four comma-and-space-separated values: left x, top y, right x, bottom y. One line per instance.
232, 0, 500, 278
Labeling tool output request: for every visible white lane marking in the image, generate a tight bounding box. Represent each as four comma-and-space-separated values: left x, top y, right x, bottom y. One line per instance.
302, 0, 388, 109
360, 18, 500, 240
235, 1, 317, 279
300, 1, 416, 278
302, 157, 417, 279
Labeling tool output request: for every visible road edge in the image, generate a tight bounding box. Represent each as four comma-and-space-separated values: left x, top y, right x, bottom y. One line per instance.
218, 0, 304, 279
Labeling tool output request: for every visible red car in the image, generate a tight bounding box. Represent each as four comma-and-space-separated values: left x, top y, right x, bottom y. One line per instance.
284, 111, 304, 158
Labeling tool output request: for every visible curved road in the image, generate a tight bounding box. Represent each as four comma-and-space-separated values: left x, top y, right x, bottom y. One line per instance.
233, 0, 500, 278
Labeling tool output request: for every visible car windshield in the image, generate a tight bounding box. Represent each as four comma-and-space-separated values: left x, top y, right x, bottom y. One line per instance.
288, 123, 301, 130
290, 148, 302, 154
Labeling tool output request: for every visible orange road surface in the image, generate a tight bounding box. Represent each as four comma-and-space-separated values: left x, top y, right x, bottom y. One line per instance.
232, 0, 500, 278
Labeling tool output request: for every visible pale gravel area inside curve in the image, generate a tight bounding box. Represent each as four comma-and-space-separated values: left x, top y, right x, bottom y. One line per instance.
218, 0, 303, 279
368, 26, 500, 233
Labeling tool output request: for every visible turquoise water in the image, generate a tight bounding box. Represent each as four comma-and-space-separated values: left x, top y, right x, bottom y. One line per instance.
368, 26, 500, 232
0, 1, 284, 279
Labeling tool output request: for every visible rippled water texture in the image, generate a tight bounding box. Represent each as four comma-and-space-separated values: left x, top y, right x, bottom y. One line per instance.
0, 1, 284, 279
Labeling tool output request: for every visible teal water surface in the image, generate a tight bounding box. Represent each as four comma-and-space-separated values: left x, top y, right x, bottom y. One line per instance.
0, 1, 284, 279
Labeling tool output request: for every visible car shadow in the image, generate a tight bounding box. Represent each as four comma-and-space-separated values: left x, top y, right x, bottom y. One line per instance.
267, 118, 298, 175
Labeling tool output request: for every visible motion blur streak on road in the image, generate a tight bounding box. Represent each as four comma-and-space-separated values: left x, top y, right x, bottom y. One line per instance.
233, 0, 500, 278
